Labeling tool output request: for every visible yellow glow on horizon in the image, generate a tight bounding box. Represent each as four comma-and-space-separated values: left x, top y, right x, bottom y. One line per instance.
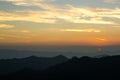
0, 27, 120, 46
96, 38, 106, 41
60, 29, 101, 33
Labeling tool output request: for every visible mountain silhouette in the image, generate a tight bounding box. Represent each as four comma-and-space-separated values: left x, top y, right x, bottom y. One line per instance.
42, 55, 120, 79
1, 55, 120, 80
0, 55, 68, 74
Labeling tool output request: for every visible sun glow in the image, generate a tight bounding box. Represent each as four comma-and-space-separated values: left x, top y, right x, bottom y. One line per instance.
96, 38, 106, 41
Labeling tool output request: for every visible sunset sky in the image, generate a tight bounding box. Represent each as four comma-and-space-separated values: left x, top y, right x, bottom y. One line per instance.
0, 0, 120, 46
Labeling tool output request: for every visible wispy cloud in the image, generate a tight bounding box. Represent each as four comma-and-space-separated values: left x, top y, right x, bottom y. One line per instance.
3, 0, 57, 10
0, 30, 32, 40
97, 8, 120, 19
3, 0, 45, 6
0, 1, 119, 24
6, 29, 31, 33
0, 24, 14, 29
0, 7, 118, 24
0, 37, 4, 40
103, 0, 119, 4
0, 11, 57, 23
96, 38, 107, 41
21, 30, 30, 33
60, 29, 101, 33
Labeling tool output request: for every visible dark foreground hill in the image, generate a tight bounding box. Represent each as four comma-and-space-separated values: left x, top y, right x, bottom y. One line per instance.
0, 55, 68, 74
1, 55, 120, 80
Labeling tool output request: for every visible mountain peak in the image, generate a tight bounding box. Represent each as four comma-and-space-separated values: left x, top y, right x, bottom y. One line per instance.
54, 55, 68, 59
27, 55, 38, 58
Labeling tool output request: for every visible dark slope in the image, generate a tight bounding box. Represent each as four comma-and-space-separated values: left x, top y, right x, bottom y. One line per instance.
42, 55, 120, 79
0, 55, 68, 74
1, 55, 120, 80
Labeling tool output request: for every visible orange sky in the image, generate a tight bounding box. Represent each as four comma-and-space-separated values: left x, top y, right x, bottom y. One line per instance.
0, 0, 120, 46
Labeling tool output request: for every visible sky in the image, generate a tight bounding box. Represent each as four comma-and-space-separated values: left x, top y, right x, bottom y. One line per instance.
0, 0, 120, 46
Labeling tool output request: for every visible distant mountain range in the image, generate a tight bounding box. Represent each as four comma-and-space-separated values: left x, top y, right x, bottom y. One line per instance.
0, 49, 120, 80
0, 55, 68, 74
0, 49, 39, 59
0, 55, 120, 80
0, 49, 120, 59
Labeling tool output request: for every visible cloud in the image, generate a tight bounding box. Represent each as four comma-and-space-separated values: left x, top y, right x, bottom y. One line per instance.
0, 34, 17, 38
0, 37, 4, 40
60, 29, 101, 33
21, 30, 30, 33
97, 8, 120, 19
0, 24, 14, 29
103, 0, 119, 4
0, 1, 119, 24
96, 38, 107, 41
6, 29, 31, 33
3, 0, 45, 6
3, 0, 57, 10
0, 11, 57, 24
0, 30, 32, 40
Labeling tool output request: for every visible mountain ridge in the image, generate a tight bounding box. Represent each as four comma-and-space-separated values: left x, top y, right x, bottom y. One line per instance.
0, 55, 68, 74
